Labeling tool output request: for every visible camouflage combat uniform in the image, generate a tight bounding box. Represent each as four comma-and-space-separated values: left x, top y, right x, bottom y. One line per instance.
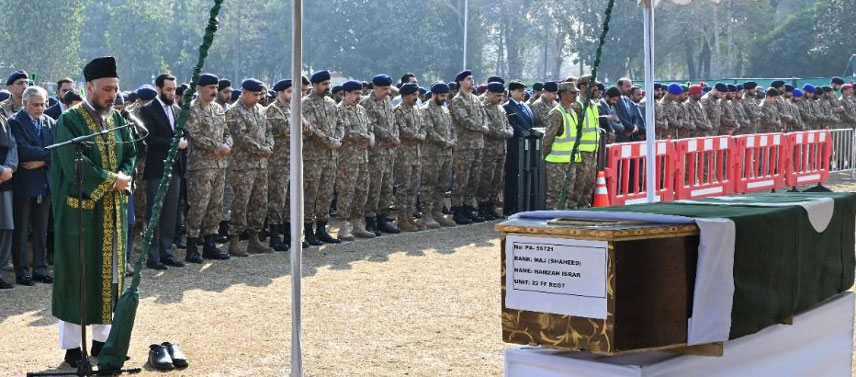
449, 91, 487, 209
477, 99, 513, 205
302, 90, 340, 222
361, 92, 398, 218
184, 99, 231, 238
392, 100, 426, 219
421, 100, 456, 219
265, 99, 291, 226
226, 100, 274, 235
335, 100, 372, 221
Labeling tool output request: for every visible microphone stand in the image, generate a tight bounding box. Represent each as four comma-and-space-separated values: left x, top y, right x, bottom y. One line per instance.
28, 123, 141, 376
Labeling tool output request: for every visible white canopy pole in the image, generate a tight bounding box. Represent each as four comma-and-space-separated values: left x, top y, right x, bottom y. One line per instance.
289, 0, 304, 375
642, 0, 657, 202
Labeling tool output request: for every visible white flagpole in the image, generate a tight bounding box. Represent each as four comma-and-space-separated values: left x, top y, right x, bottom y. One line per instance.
643, 0, 657, 202
463, 0, 469, 70
289, 0, 304, 374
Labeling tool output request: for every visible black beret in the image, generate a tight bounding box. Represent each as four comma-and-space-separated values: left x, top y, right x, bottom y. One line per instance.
597, 83, 606, 91
714, 83, 728, 92
487, 76, 504, 84
508, 81, 526, 91
487, 82, 504, 93
241, 78, 264, 92
653, 83, 663, 90
743, 81, 757, 90
342, 80, 362, 92
83, 57, 118, 82
543, 81, 558, 92
372, 74, 392, 87
125, 91, 137, 102
268, 89, 276, 98
5, 70, 27, 86
418, 87, 427, 95
0, 89, 12, 101
136, 85, 157, 100
765, 87, 780, 96
455, 70, 472, 83
784, 84, 794, 93
431, 82, 449, 94
302, 75, 310, 85
736, 85, 744, 91
198, 73, 219, 87
727, 84, 737, 92
831, 77, 845, 85
273, 79, 292, 92
310, 70, 331, 84
231, 88, 241, 101
448, 82, 458, 90
532, 82, 544, 91
770, 80, 786, 88
331, 85, 343, 94
822, 86, 833, 93
400, 83, 418, 95
218, 79, 232, 91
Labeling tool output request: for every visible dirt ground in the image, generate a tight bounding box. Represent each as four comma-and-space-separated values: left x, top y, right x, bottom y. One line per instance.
1, 174, 855, 377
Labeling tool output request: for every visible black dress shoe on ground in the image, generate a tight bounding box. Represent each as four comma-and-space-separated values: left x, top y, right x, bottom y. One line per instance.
16, 276, 34, 286
163, 258, 185, 268
64, 347, 83, 368
91, 341, 104, 358
32, 274, 53, 284
161, 342, 188, 368
0, 278, 12, 289
146, 261, 168, 271
148, 344, 174, 370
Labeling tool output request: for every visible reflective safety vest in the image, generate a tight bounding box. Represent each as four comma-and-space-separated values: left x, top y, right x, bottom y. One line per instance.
544, 102, 600, 163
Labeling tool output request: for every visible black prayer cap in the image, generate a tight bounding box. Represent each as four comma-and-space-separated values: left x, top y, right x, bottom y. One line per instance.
83, 56, 118, 82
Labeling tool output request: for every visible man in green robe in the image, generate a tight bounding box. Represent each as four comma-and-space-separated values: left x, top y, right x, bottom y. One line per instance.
51, 56, 136, 366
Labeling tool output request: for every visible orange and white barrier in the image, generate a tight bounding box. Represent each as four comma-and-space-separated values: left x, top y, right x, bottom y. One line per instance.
603, 140, 675, 206
732, 133, 786, 193
785, 130, 832, 187
674, 136, 736, 200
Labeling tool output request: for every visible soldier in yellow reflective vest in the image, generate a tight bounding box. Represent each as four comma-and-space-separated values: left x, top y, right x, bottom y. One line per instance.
543, 80, 601, 209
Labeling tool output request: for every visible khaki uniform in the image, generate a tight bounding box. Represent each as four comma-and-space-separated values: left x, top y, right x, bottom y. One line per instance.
700, 93, 722, 135
775, 99, 794, 131
265, 100, 291, 226
361, 92, 397, 217
449, 91, 487, 208
758, 100, 783, 133
840, 95, 856, 129
421, 100, 455, 217
335, 101, 372, 221
392, 101, 425, 216
185, 99, 231, 238
0, 100, 22, 119
478, 100, 514, 204
796, 99, 818, 130
685, 98, 713, 137
654, 100, 669, 139
731, 98, 752, 134
530, 97, 556, 129
301, 91, 340, 222
720, 99, 740, 135
542, 101, 596, 210
741, 95, 763, 133
819, 97, 843, 128
226, 101, 273, 235
809, 98, 828, 129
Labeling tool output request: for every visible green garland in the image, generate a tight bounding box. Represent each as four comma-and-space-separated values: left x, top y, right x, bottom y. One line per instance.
557, 0, 616, 209
133, 0, 223, 286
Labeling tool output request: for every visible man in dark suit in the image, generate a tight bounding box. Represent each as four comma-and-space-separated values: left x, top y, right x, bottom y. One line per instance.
8, 86, 54, 286
629, 86, 646, 141
140, 73, 186, 269
503, 82, 535, 215
44, 78, 75, 120
614, 78, 636, 135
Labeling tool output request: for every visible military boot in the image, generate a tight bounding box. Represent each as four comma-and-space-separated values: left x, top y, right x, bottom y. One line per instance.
366, 216, 381, 237
228, 235, 247, 257
487, 201, 504, 219
337, 221, 355, 241
465, 204, 485, 223
184, 237, 203, 264
315, 220, 341, 244
284, 222, 310, 249
215, 220, 229, 243
452, 206, 472, 225
304, 222, 323, 246
377, 214, 401, 234
247, 230, 274, 254
407, 209, 427, 231
434, 211, 456, 227
203, 235, 230, 260
268, 224, 289, 251
397, 210, 418, 232
422, 216, 441, 229
352, 218, 376, 238
477, 202, 496, 221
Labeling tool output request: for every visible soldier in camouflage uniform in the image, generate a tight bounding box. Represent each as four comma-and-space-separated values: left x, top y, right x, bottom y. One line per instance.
301, 70, 342, 246
130, 86, 157, 234
685, 85, 713, 137
225, 79, 274, 256
183, 73, 232, 262
361, 74, 400, 235
797, 85, 819, 130
449, 70, 489, 224
839, 84, 856, 129
758, 88, 783, 133
478, 81, 515, 220
265, 79, 297, 252
393, 83, 427, 231
334, 80, 376, 241
0, 70, 27, 118
653, 84, 669, 139
719, 85, 740, 135
770, 81, 794, 131
530, 81, 558, 128
820, 86, 843, 128
421, 82, 457, 228
783, 88, 805, 131
660, 84, 690, 139
701, 83, 726, 136
741, 82, 763, 134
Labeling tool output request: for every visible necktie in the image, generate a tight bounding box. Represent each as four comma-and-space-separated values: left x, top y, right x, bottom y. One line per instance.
34, 119, 41, 139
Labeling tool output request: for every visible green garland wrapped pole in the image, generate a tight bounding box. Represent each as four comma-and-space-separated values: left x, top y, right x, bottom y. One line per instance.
97, 0, 224, 370
557, 0, 616, 209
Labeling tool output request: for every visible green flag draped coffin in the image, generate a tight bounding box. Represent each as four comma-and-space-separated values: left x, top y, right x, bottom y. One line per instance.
496, 192, 855, 354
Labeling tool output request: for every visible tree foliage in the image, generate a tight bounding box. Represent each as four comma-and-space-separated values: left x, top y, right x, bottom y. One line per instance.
0, 0, 845, 91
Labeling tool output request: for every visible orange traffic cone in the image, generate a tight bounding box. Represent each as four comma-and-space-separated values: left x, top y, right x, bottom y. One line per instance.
593, 171, 610, 207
